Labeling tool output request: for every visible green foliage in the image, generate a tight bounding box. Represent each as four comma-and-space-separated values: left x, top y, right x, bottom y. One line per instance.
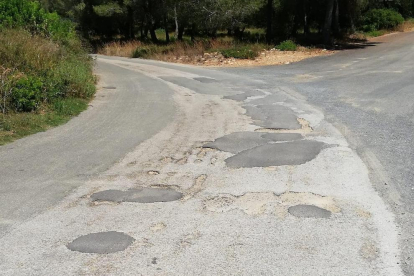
0, 98, 87, 145
220, 47, 259, 59
0, 27, 95, 113
51, 98, 87, 116
11, 76, 43, 112
93, 2, 124, 17
0, 0, 76, 43
362, 9, 404, 31
364, 30, 386, 37
276, 40, 297, 51
133, 47, 150, 58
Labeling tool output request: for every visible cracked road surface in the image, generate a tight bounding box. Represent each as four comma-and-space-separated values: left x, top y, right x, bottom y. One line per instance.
0, 32, 412, 275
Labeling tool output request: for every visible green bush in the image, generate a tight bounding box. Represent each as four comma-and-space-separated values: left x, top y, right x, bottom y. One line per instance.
362, 9, 404, 31
11, 76, 43, 112
133, 47, 150, 58
220, 47, 259, 59
0, 0, 76, 43
276, 40, 297, 51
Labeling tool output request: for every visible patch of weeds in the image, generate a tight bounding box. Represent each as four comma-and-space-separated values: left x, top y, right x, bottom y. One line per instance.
276, 40, 297, 51
52, 98, 88, 116
133, 47, 150, 58
0, 98, 87, 145
220, 47, 259, 59
364, 30, 386, 37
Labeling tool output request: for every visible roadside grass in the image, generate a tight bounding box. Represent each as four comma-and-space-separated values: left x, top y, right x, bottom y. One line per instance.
399, 18, 414, 32
98, 34, 270, 61
0, 98, 88, 145
364, 30, 388, 37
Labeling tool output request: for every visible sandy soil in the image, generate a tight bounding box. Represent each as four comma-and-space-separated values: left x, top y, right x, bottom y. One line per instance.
161, 47, 336, 68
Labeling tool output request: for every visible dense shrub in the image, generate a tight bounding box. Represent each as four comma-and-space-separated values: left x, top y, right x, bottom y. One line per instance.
362, 9, 404, 32
133, 47, 150, 58
275, 40, 297, 51
11, 76, 43, 112
0, 0, 76, 43
0, 0, 95, 114
220, 47, 259, 59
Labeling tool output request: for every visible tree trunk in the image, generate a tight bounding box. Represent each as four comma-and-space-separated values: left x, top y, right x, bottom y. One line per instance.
190, 23, 195, 42
323, 0, 335, 46
266, 0, 274, 43
174, 6, 179, 38
178, 26, 184, 41
149, 27, 158, 43
164, 16, 170, 43
304, 0, 310, 35
126, 6, 134, 39
333, 0, 340, 36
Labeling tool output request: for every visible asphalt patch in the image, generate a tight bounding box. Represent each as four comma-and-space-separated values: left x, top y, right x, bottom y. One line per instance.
91, 187, 183, 203
225, 140, 326, 168
203, 132, 303, 154
288, 205, 332, 218
244, 104, 301, 130
193, 77, 218, 83
67, 231, 135, 254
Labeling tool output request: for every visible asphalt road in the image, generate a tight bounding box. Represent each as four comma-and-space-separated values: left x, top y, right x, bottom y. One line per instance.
0, 32, 412, 275
0, 61, 175, 235
222, 31, 414, 274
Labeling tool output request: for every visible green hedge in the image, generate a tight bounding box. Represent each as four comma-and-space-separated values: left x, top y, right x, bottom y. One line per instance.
362, 9, 404, 32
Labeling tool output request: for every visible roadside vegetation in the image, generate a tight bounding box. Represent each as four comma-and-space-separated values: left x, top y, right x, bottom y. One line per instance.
0, 0, 95, 145
40, 0, 414, 64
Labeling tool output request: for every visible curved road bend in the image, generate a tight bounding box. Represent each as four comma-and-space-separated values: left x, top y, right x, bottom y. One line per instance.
0, 32, 412, 275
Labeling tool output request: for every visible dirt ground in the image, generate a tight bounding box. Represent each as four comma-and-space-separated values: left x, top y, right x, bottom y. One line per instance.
161, 47, 336, 68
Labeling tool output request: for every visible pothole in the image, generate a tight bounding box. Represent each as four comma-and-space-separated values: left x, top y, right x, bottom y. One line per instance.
225, 140, 327, 168
147, 170, 160, 175
90, 187, 183, 203
204, 192, 340, 217
67, 231, 135, 254
288, 204, 332, 218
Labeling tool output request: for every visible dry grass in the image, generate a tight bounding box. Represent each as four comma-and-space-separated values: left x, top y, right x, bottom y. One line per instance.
98, 38, 334, 68
98, 40, 144, 57
398, 19, 414, 32
98, 39, 236, 59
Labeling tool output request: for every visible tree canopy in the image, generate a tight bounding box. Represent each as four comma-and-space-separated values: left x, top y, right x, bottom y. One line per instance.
38, 0, 413, 44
